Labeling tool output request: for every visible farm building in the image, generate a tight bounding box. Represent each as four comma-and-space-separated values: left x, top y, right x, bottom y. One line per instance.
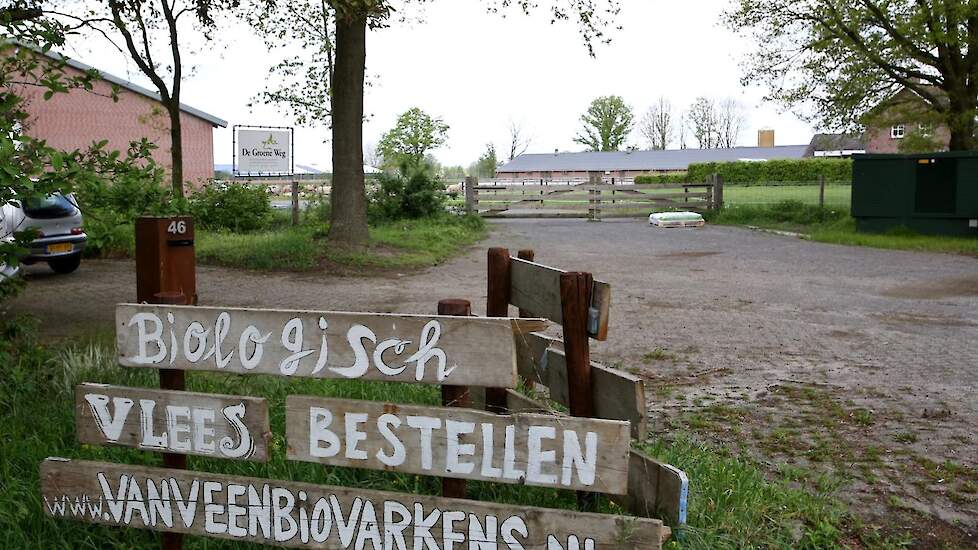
495, 144, 809, 181
9, 42, 226, 186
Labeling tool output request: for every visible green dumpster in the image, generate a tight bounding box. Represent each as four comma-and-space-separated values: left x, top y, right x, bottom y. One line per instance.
852, 151, 978, 236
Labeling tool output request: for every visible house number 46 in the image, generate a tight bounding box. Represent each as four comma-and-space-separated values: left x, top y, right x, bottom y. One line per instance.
167, 220, 187, 235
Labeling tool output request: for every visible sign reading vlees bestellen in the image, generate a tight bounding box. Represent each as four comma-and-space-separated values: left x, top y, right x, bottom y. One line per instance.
235, 127, 291, 175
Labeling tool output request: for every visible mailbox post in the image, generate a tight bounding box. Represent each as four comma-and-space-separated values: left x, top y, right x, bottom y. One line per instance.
135, 216, 197, 305
134, 216, 197, 550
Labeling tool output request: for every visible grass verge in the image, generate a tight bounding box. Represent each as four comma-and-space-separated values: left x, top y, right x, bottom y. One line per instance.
90, 214, 488, 272
708, 201, 978, 257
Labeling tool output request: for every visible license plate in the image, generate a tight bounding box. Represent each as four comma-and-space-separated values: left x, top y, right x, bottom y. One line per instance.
47, 243, 73, 254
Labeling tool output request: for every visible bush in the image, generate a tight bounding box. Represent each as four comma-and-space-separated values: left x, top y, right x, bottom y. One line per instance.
304, 193, 331, 225
368, 162, 445, 222
636, 159, 853, 185
189, 183, 272, 232
73, 167, 180, 258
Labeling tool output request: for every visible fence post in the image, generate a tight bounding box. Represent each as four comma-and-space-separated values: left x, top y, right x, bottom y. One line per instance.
135, 215, 197, 550
485, 247, 511, 413
713, 174, 724, 210
291, 180, 300, 226
464, 176, 477, 214
588, 172, 602, 222
438, 298, 472, 499
560, 271, 596, 512
819, 175, 826, 209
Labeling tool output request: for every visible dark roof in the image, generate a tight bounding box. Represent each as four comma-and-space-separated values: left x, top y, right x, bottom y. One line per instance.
806, 133, 866, 155
12, 41, 227, 127
496, 145, 809, 173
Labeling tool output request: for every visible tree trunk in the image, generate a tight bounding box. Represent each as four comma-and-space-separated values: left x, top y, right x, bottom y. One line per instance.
327, 10, 369, 247
167, 103, 184, 196
947, 108, 976, 151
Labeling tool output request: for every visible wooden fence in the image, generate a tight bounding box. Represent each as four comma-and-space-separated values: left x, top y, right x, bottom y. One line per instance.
465, 175, 723, 219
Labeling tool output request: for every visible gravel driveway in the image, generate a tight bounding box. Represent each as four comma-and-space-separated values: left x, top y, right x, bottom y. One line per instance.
6, 219, 978, 543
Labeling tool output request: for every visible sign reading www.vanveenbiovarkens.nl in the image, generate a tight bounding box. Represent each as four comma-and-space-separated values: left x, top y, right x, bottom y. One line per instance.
41, 459, 666, 549
116, 304, 523, 387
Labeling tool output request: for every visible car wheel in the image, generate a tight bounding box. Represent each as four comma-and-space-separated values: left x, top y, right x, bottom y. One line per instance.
49, 255, 81, 274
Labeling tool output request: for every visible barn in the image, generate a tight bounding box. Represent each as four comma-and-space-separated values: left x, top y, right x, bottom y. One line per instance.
495, 145, 809, 182
10, 42, 226, 186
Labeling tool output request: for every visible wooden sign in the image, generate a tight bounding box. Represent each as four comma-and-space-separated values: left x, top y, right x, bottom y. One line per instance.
509, 257, 611, 340
75, 384, 271, 462
41, 459, 668, 549
116, 304, 527, 388
285, 396, 631, 495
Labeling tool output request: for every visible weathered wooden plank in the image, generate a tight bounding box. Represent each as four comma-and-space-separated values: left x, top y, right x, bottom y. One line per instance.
40, 458, 669, 549
473, 185, 584, 192
508, 258, 611, 340
586, 183, 713, 190
75, 384, 271, 462
613, 452, 689, 527
515, 333, 646, 440
116, 304, 526, 388
596, 202, 709, 210
466, 391, 684, 527
285, 396, 631, 495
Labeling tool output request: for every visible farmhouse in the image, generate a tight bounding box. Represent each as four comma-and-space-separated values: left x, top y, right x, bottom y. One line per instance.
495, 143, 809, 181
9, 42, 226, 185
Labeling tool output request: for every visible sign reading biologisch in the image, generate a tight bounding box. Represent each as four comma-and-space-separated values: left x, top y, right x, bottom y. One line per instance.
234, 125, 292, 176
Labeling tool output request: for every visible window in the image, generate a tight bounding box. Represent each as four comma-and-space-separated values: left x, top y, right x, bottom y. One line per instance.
891, 125, 906, 139
918, 123, 933, 137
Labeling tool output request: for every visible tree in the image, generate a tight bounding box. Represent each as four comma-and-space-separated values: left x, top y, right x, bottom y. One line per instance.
574, 95, 634, 151
377, 107, 449, 169
686, 97, 718, 149
717, 97, 747, 148
725, 0, 978, 150
507, 119, 530, 160
257, 0, 620, 246
49, 0, 239, 196
474, 142, 497, 178
638, 97, 674, 149
246, 0, 334, 128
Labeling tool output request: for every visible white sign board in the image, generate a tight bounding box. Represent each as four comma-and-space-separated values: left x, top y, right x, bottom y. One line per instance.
235, 128, 291, 175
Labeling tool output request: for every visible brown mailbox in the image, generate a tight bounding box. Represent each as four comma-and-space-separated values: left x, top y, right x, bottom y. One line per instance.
135, 216, 197, 305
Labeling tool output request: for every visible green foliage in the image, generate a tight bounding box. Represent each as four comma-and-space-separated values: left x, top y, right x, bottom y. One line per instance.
724, 0, 978, 150
473, 143, 498, 179
897, 129, 944, 154
378, 107, 450, 169
574, 95, 634, 151
196, 225, 322, 271
188, 183, 272, 232
368, 162, 446, 222
637, 159, 853, 185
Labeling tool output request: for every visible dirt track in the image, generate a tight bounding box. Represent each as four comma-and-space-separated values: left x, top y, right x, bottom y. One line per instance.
6, 219, 978, 544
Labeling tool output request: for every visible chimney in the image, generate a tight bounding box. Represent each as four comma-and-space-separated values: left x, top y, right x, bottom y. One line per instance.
758, 128, 775, 148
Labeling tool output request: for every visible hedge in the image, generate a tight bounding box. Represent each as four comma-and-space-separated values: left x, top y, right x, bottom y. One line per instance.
635, 158, 852, 185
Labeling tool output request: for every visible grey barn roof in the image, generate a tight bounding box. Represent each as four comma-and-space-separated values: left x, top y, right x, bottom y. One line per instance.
496, 145, 810, 173
13, 41, 227, 128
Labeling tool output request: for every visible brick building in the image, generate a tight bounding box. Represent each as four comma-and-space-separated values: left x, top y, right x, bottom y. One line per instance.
11, 44, 226, 186
862, 86, 951, 154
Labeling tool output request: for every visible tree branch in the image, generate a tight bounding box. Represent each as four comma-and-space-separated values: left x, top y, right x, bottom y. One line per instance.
108, 1, 171, 102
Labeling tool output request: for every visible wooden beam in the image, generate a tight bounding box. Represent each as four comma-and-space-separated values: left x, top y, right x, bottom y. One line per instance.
285, 396, 632, 495
509, 258, 611, 340
116, 304, 526, 388
75, 384, 271, 462
40, 459, 670, 549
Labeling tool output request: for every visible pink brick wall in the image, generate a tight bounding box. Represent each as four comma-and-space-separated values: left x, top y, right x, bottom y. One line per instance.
15, 64, 217, 188
866, 124, 951, 154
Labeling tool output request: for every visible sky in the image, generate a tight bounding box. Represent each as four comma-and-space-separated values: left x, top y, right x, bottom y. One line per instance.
64, 0, 816, 170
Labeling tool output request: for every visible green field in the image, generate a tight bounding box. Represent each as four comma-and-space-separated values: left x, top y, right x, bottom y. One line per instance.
724, 184, 851, 209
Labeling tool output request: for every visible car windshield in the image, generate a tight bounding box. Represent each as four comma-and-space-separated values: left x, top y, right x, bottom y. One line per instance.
23, 194, 76, 219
